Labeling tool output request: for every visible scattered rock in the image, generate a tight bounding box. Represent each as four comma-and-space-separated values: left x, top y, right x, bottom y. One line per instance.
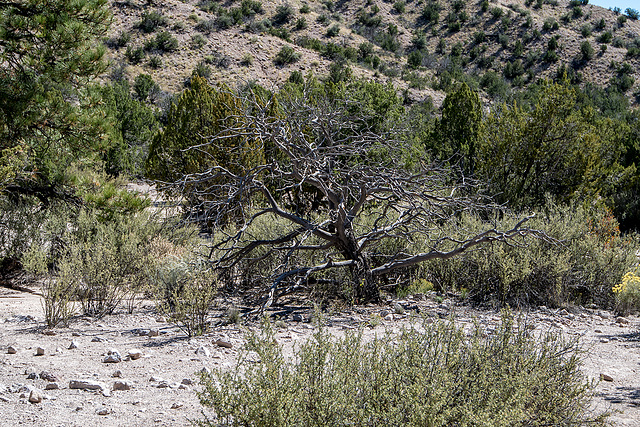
156, 381, 169, 388
615, 316, 630, 325
28, 388, 43, 403
27, 372, 38, 380
71, 332, 81, 337
600, 373, 614, 382
214, 340, 232, 349
112, 380, 132, 391
68, 340, 79, 350
7, 345, 17, 354
171, 402, 183, 409
148, 329, 159, 337
379, 310, 390, 318
39, 371, 58, 382
112, 370, 122, 378
598, 311, 610, 319
393, 302, 405, 315
44, 383, 59, 390
292, 313, 304, 322
600, 338, 610, 343
180, 378, 193, 385
43, 329, 57, 336
103, 349, 122, 363
558, 308, 569, 316
128, 349, 143, 360
594, 329, 603, 333
149, 376, 164, 383
155, 316, 166, 323
195, 346, 211, 357
96, 408, 111, 415
178, 384, 189, 390
35, 347, 45, 356
91, 336, 105, 343
69, 379, 108, 393
200, 367, 211, 375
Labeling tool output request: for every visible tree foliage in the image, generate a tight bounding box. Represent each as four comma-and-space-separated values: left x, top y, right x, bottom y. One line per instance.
0, 0, 112, 196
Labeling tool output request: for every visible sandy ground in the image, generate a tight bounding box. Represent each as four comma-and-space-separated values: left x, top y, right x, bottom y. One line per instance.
1, 286, 639, 426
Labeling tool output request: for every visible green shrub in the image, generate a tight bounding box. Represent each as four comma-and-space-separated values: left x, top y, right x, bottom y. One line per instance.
418, 204, 636, 308
273, 3, 294, 25
197, 314, 608, 426
125, 45, 145, 64
393, 1, 405, 14
133, 74, 158, 102
191, 34, 207, 49
148, 55, 162, 69
136, 11, 167, 33
422, 1, 441, 24
154, 31, 179, 52
154, 255, 218, 337
274, 45, 300, 65
580, 40, 594, 60
326, 24, 340, 37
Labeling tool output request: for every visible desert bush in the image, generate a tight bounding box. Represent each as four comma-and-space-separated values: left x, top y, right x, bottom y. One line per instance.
54, 209, 161, 317
613, 270, 640, 314
580, 41, 594, 60
418, 204, 636, 308
125, 45, 145, 64
274, 45, 300, 65
197, 313, 608, 426
273, 3, 294, 25
136, 11, 167, 33
148, 55, 162, 69
326, 24, 340, 37
153, 255, 218, 336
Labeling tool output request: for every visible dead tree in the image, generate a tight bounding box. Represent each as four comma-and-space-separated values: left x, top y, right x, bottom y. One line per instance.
169, 90, 546, 304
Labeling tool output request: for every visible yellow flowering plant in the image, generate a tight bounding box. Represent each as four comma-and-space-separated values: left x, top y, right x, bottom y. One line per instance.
613, 270, 640, 315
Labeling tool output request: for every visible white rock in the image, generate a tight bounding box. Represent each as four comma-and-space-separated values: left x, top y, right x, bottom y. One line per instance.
384, 313, 394, 321
128, 349, 143, 360
28, 388, 43, 403
112, 370, 122, 378
39, 371, 57, 382
196, 346, 211, 357
44, 383, 59, 390
7, 345, 17, 354
615, 316, 630, 325
35, 347, 45, 356
103, 349, 122, 363
68, 341, 79, 350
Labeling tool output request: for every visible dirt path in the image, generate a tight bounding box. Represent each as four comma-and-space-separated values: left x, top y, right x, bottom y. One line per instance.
1, 287, 639, 426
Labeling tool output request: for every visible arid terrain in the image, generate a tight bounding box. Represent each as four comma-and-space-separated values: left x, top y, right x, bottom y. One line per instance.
1, 285, 639, 426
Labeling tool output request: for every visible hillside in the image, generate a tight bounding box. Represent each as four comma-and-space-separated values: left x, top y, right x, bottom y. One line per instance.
104, 0, 640, 105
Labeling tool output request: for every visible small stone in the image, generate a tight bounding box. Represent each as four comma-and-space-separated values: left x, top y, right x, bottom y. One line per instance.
558, 308, 569, 316
600, 338, 610, 343
149, 376, 164, 382
28, 388, 43, 403
615, 316, 630, 325
44, 383, 59, 390
178, 384, 189, 391
96, 408, 111, 415
594, 329, 603, 333
128, 349, 143, 360
69, 379, 108, 393
112, 381, 132, 391
27, 372, 38, 380
39, 371, 57, 382
600, 373, 614, 382
148, 329, 159, 337
112, 370, 122, 378
155, 316, 166, 323
292, 313, 304, 322
384, 313, 394, 321
214, 340, 232, 349
91, 337, 104, 343
71, 332, 81, 337
156, 381, 169, 388
43, 329, 57, 336
379, 310, 390, 318
35, 347, 45, 356
68, 341, 79, 350
598, 311, 610, 319
393, 302, 405, 315
195, 346, 211, 357
180, 378, 193, 385
200, 367, 211, 375
171, 402, 183, 409
7, 345, 17, 354
565, 313, 575, 320
103, 349, 122, 363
